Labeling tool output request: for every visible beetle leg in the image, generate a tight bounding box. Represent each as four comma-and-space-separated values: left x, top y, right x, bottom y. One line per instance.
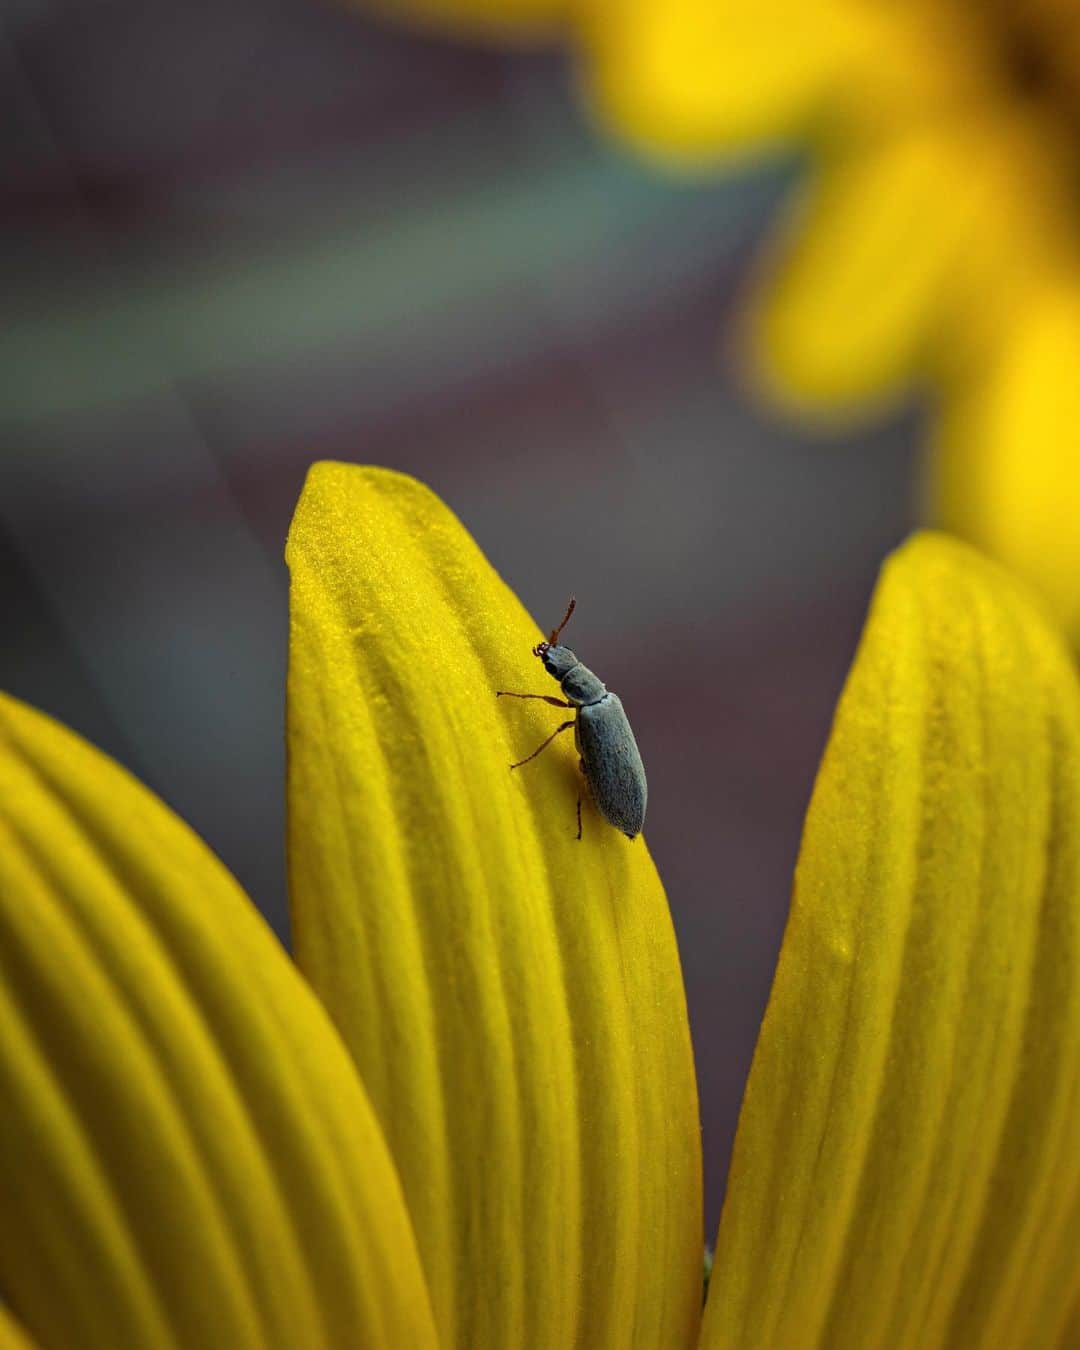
509, 719, 575, 769
575, 757, 591, 841
496, 691, 574, 708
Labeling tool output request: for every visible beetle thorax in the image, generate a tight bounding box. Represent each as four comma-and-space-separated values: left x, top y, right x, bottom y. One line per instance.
560, 662, 607, 706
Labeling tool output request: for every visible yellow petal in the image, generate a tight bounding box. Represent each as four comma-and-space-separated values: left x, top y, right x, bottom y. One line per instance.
286, 463, 702, 1349
580, 0, 845, 164
931, 285, 1080, 647
751, 85, 1071, 415
0, 694, 437, 1350
0, 1307, 34, 1350
753, 131, 980, 411
702, 533, 1080, 1349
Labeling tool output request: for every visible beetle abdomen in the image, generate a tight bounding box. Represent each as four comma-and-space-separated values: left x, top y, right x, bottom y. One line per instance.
577, 693, 647, 838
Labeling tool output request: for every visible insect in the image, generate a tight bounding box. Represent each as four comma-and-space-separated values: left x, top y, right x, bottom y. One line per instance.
497, 597, 647, 840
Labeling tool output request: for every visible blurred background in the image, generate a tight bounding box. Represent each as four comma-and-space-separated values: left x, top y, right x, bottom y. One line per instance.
2, 0, 923, 1232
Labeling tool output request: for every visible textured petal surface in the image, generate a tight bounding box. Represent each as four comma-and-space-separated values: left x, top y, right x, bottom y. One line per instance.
286, 463, 701, 1350
0, 695, 436, 1350
701, 533, 1080, 1350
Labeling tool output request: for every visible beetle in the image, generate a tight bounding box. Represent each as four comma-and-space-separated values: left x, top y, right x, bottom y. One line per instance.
497, 597, 647, 840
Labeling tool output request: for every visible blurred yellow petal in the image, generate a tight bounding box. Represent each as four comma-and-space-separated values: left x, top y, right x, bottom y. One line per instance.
702, 533, 1080, 1349
0, 1307, 34, 1350
581, 0, 845, 162
0, 695, 437, 1350
286, 463, 701, 1350
932, 286, 1080, 646
753, 131, 985, 410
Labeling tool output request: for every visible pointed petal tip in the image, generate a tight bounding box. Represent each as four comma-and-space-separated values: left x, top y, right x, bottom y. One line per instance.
286, 462, 703, 1348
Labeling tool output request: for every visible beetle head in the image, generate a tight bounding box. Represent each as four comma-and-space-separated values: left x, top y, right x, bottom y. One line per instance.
535, 643, 579, 681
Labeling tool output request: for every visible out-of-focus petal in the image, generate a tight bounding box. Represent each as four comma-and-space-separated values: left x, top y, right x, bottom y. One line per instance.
286, 463, 702, 1350
701, 534, 1080, 1349
0, 695, 437, 1350
0, 1307, 34, 1349
580, 0, 844, 161
932, 286, 1080, 647
753, 131, 984, 410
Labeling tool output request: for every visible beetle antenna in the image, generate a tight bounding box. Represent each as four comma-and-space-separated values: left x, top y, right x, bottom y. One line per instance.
548, 596, 576, 646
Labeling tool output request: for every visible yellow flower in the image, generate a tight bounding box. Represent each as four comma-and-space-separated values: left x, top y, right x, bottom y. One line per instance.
1, 463, 1079, 1348
356, 0, 1080, 642
585, 0, 1080, 648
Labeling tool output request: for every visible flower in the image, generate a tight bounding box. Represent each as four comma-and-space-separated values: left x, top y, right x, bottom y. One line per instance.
1, 463, 1078, 1348
356, 0, 1080, 643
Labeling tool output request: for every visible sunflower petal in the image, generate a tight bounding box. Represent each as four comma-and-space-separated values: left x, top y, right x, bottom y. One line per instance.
702, 533, 1080, 1349
286, 463, 702, 1350
0, 695, 437, 1349
0, 1306, 34, 1350
580, 0, 844, 163
754, 132, 983, 409
932, 286, 1080, 648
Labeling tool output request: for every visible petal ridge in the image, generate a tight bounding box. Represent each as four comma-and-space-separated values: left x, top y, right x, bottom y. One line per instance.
0, 692, 437, 1349
3, 802, 335, 1345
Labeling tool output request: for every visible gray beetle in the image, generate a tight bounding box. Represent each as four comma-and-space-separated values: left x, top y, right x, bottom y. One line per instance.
497, 598, 647, 840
